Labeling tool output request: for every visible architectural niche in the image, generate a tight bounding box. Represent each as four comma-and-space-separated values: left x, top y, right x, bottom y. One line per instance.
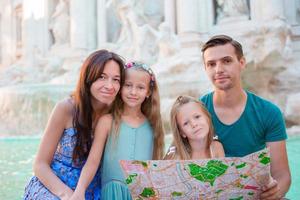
213, 0, 250, 24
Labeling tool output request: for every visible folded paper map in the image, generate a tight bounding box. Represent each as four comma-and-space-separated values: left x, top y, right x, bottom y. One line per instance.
120, 148, 270, 200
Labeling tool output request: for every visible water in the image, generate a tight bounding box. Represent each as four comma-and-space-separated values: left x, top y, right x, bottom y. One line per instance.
0, 137, 39, 199
0, 136, 299, 199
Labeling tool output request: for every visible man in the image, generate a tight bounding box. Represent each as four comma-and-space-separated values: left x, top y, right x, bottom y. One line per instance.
200, 35, 291, 199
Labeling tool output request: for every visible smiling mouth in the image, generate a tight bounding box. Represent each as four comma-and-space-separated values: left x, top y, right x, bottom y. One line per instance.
193, 128, 202, 134
215, 76, 229, 80
127, 97, 138, 101
101, 91, 114, 96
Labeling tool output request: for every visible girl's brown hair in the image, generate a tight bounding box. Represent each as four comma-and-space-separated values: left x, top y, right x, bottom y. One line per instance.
72, 49, 125, 162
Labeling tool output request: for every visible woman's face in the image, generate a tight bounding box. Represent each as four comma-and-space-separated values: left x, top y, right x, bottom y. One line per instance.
90, 60, 121, 106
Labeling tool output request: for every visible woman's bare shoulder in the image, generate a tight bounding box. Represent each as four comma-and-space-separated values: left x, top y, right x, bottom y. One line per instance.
50, 97, 75, 128
55, 97, 75, 115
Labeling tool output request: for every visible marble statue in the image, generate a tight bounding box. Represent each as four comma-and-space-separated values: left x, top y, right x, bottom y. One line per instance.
216, 0, 249, 23
157, 22, 180, 60
49, 0, 70, 45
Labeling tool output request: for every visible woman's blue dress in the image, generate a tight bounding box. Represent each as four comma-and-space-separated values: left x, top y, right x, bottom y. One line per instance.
23, 128, 101, 200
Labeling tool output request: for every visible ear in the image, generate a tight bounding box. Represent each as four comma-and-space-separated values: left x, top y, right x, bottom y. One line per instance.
239, 56, 246, 70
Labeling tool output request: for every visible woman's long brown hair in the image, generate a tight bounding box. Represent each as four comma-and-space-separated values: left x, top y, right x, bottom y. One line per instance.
72, 49, 125, 162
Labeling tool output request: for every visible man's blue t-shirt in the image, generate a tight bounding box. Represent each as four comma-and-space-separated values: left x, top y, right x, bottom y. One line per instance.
200, 91, 287, 157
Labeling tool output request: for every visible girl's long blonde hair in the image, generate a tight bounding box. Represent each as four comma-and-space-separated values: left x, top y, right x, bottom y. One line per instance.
111, 62, 165, 160
169, 95, 214, 160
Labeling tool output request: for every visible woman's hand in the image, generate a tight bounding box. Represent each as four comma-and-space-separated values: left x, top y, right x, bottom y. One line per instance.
59, 187, 74, 200
68, 189, 85, 200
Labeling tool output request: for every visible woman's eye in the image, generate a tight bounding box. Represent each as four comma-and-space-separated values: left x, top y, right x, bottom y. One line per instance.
113, 78, 120, 83
99, 75, 106, 80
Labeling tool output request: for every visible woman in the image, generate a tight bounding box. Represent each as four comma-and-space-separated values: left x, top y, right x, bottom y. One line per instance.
23, 49, 125, 200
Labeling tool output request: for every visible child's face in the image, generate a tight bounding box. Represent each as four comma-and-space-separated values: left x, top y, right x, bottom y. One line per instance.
176, 102, 209, 142
121, 69, 151, 108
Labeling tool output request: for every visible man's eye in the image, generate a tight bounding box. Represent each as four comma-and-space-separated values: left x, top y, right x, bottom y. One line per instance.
224, 59, 231, 63
207, 63, 215, 67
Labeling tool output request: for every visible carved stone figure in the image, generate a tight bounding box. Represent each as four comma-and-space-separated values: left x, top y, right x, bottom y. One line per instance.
216, 0, 249, 23
49, 0, 70, 45
157, 22, 180, 60
113, 0, 159, 63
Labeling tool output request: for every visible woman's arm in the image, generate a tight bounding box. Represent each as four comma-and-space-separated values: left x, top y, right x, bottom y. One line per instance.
33, 99, 74, 199
70, 114, 112, 199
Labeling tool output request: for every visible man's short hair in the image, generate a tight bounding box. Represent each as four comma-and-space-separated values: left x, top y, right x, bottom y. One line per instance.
201, 35, 244, 60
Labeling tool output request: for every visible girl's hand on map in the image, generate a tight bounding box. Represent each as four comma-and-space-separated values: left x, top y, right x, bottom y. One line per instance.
260, 178, 281, 200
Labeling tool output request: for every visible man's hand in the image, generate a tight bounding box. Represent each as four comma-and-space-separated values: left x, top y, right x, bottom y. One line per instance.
265, 141, 291, 199
261, 178, 281, 200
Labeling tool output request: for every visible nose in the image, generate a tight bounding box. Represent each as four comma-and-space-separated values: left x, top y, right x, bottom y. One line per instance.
190, 119, 197, 128
216, 62, 224, 73
104, 79, 113, 90
129, 86, 137, 95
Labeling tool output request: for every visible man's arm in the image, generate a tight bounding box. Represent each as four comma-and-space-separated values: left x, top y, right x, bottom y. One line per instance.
261, 141, 291, 200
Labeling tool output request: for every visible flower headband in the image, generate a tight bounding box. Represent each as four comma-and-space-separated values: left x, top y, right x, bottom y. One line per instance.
125, 61, 155, 87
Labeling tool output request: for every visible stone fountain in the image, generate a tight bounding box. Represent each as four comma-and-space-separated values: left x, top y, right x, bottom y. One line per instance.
0, 0, 300, 136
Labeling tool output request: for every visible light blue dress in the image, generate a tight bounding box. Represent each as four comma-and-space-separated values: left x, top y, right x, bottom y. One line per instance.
24, 128, 101, 200
101, 120, 154, 200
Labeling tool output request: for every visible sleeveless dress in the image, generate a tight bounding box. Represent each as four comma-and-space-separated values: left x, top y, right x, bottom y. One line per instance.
23, 128, 101, 200
101, 120, 154, 200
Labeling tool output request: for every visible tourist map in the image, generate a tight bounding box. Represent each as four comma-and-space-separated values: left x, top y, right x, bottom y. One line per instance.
120, 148, 271, 199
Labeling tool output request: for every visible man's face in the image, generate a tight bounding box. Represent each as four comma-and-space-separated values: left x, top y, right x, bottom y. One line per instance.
203, 43, 245, 91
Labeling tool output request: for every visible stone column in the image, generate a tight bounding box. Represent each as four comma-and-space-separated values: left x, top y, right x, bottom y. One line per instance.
175, 0, 202, 57
284, 0, 298, 25
1, 0, 14, 67
176, 0, 201, 34
97, 0, 107, 47
70, 0, 97, 50
198, 0, 213, 33
164, 0, 176, 33
23, 0, 51, 65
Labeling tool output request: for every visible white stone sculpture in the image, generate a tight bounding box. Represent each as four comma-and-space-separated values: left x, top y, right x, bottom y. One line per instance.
49, 0, 70, 46
113, 0, 159, 63
157, 22, 180, 60
216, 0, 249, 23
